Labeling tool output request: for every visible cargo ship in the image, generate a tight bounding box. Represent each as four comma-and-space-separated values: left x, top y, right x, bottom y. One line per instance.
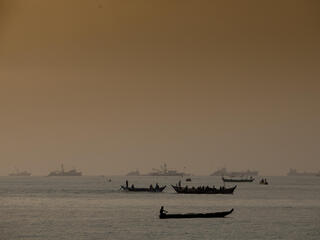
9, 169, 31, 176
126, 170, 140, 176
145, 163, 189, 177
48, 164, 82, 176
287, 168, 320, 177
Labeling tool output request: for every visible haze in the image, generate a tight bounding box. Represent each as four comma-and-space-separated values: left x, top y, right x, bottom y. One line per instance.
0, 0, 319, 176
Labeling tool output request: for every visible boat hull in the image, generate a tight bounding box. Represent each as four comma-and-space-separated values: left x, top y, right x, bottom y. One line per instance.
160, 209, 234, 219
171, 185, 236, 194
121, 186, 166, 192
222, 177, 254, 183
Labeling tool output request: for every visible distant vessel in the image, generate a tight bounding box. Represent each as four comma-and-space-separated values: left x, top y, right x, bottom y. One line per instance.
145, 163, 189, 177
211, 168, 258, 177
126, 170, 140, 176
48, 164, 82, 176
287, 169, 320, 177
9, 169, 31, 176
222, 176, 255, 183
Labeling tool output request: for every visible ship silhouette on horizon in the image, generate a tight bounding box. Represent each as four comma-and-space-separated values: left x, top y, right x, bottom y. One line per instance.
48, 164, 82, 176
126, 163, 189, 177
287, 168, 320, 177
9, 168, 31, 176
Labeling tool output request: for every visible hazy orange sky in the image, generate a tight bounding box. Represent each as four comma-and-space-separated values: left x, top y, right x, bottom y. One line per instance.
0, 0, 319, 175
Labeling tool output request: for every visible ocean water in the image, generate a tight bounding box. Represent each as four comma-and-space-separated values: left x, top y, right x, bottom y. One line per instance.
0, 176, 319, 240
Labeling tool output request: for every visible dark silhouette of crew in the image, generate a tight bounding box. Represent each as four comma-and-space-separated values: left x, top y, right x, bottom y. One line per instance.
160, 206, 167, 215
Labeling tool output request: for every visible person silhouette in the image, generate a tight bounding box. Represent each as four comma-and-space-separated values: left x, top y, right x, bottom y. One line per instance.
160, 206, 167, 215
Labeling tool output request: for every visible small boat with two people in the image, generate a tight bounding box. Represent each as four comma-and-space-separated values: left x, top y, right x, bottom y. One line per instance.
259, 178, 268, 185
159, 206, 234, 219
222, 176, 254, 183
121, 180, 166, 192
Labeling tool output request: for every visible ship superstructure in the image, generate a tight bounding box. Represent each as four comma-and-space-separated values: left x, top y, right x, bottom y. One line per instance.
146, 163, 189, 177
9, 168, 31, 176
126, 170, 140, 176
287, 168, 319, 177
48, 164, 82, 176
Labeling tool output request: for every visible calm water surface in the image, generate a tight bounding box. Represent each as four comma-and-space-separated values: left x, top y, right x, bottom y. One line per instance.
0, 176, 319, 240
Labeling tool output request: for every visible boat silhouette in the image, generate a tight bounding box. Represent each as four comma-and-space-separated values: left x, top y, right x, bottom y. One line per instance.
159, 207, 234, 219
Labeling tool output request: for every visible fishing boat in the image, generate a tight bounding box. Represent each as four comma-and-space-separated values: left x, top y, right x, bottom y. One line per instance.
222, 176, 254, 183
159, 208, 234, 219
121, 185, 166, 192
171, 184, 236, 194
121, 181, 166, 192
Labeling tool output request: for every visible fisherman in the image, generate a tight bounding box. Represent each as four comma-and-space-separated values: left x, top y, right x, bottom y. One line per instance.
178, 180, 181, 187
131, 184, 134, 189
126, 180, 129, 188
150, 184, 153, 190
155, 183, 159, 190
160, 206, 167, 215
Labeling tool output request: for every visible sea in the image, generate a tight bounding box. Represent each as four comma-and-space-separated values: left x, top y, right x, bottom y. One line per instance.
0, 176, 319, 240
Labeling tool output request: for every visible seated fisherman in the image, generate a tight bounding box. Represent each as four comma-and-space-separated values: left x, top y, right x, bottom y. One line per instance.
160, 206, 168, 215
